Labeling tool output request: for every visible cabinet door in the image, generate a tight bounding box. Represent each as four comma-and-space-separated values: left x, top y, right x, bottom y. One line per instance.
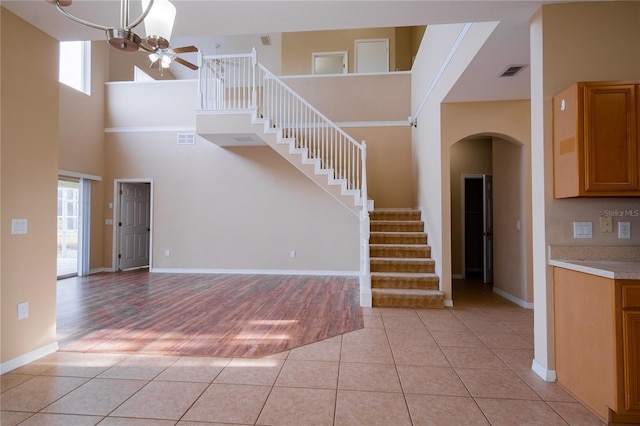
583, 84, 639, 193
624, 310, 640, 412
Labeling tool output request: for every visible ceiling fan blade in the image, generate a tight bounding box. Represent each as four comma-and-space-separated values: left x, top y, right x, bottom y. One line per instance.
172, 46, 198, 54
175, 57, 199, 70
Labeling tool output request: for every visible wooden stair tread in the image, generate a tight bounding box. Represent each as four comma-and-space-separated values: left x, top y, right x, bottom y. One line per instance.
372, 288, 443, 296
370, 244, 431, 249
371, 257, 434, 263
371, 272, 438, 279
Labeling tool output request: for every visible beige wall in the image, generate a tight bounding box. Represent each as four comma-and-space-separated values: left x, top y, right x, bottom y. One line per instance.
344, 126, 414, 208
530, 1, 640, 376
104, 81, 359, 272
282, 27, 402, 75
59, 41, 110, 271
442, 100, 532, 306
1, 10, 59, 365
281, 73, 413, 208
449, 137, 493, 276
281, 73, 410, 122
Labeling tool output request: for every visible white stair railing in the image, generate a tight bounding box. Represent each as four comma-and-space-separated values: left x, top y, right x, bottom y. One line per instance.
199, 49, 372, 306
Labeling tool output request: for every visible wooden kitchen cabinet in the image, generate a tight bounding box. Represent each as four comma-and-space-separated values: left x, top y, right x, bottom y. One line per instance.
553, 81, 640, 198
553, 268, 640, 423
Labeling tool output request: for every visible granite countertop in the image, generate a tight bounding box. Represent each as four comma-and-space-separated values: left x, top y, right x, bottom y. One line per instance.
548, 246, 640, 279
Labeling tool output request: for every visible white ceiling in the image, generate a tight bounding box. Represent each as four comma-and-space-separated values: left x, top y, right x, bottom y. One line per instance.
2, 0, 580, 102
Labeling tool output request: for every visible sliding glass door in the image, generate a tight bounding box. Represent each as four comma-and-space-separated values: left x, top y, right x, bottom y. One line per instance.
57, 178, 80, 278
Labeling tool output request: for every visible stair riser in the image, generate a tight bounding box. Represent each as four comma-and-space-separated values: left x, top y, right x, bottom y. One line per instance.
372, 294, 444, 309
370, 262, 435, 273
370, 234, 427, 245
369, 211, 421, 221
371, 277, 439, 290
371, 223, 424, 232
370, 247, 431, 258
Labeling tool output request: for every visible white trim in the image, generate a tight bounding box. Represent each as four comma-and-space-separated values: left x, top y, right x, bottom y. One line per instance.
532, 359, 557, 382
105, 126, 196, 133
59, 170, 102, 181
280, 71, 411, 80
89, 267, 114, 274
151, 268, 359, 276
492, 286, 534, 309
105, 79, 197, 86
336, 121, 409, 128
444, 299, 454, 307
0, 342, 58, 374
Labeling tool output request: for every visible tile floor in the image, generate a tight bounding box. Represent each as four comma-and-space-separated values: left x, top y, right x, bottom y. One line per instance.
1, 280, 605, 425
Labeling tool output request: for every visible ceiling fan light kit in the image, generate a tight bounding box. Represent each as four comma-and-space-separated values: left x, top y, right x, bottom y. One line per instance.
47, 0, 199, 71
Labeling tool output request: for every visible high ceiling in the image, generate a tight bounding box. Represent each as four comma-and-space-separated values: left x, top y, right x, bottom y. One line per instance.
2, 0, 581, 102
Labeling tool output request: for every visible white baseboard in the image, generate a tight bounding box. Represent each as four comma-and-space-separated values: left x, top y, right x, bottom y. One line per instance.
444, 299, 454, 307
0, 342, 59, 374
89, 267, 113, 274
493, 286, 534, 309
532, 359, 557, 382
150, 268, 360, 277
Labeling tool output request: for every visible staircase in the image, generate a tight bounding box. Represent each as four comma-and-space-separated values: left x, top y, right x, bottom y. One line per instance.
370, 210, 444, 308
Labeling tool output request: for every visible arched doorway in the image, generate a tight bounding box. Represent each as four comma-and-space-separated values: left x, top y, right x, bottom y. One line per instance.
449, 134, 531, 307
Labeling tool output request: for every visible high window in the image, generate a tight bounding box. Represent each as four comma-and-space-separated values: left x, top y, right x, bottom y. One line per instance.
59, 41, 91, 94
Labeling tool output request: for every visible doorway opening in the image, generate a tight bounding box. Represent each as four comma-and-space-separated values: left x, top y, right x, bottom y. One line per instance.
113, 180, 152, 271
463, 175, 493, 283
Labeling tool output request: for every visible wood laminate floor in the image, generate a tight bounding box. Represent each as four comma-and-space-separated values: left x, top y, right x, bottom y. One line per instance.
56, 270, 363, 358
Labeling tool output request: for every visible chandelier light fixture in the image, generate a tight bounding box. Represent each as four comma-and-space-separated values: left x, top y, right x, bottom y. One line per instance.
47, 0, 199, 70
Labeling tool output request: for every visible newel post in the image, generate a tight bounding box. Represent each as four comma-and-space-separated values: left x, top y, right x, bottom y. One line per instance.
360, 140, 372, 307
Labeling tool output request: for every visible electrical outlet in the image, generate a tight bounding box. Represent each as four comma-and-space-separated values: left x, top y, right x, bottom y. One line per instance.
17, 302, 29, 320
618, 222, 631, 239
165, 249, 171, 257
290, 250, 296, 258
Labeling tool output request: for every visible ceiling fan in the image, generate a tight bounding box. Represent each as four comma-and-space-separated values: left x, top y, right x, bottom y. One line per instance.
47, 0, 199, 71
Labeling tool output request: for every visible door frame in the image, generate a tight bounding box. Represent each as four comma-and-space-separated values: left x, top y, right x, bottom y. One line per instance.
112, 178, 154, 271
461, 174, 493, 281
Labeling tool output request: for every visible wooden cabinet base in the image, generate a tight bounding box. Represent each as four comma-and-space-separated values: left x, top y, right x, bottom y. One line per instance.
609, 409, 640, 425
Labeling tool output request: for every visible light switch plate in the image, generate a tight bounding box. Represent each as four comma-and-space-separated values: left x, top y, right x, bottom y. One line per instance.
573, 221, 592, 239
11, 219, 28, 235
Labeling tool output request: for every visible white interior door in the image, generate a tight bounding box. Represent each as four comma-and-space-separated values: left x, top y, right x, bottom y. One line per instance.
118, 182, 150, 271
312, 52, 348, 74
355, 39, 389, 73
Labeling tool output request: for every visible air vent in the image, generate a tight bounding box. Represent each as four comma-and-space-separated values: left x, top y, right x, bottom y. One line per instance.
233, 136, 255, 143
177, 133, 195, 145
499, 65, 527, 77
260, 35, 271, 46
